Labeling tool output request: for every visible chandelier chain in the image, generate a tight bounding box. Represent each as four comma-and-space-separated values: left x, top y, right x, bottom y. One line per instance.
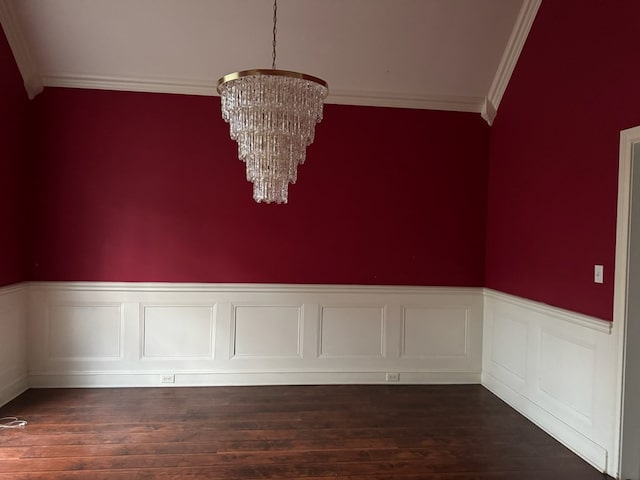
272, 0, 277, 69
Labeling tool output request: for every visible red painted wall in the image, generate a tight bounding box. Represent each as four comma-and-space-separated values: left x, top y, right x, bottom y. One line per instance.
0, 25, 30, 287
31, 88, 490, 285
486, 1, 640, 320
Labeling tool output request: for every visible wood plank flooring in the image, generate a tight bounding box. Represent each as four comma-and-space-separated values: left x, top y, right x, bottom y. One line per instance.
0, 385, 611, 479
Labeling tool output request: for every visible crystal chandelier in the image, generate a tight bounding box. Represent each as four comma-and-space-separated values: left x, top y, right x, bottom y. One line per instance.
217, 0, 328, 204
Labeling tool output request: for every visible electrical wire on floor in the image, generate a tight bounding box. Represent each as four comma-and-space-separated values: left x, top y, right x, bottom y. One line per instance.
0, 417, 27, 429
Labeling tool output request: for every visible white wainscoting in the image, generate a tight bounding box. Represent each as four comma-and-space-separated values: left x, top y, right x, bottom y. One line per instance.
0, 283, 29, 407
4, 281, 626, 476
482, 289, 619, 475
26, 283, 483, 388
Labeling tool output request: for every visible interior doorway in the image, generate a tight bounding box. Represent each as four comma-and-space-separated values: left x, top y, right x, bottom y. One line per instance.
614, 126, 640, 480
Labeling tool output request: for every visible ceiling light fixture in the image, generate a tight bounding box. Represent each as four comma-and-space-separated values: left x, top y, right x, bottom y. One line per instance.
216, 0, 329, 204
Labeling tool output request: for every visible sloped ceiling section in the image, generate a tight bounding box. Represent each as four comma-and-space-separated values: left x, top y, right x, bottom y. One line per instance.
0, 0, 540, 124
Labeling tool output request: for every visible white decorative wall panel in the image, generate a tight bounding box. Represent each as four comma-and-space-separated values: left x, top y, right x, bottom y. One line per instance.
0, 284, 28, 407
320, 306, 385, 358
490, 312, 527, 381
49, 304, 122, 359
26, 283, 483, 387
143, 305, 214, 358
402, 307, 468, 358
538, 331, 595, 421
233, 305, 301, 358
0, 306, 23, 369
482, 289, 619, 476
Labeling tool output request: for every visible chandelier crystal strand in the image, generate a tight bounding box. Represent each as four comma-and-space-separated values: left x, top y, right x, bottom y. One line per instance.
217, 0, 328, 204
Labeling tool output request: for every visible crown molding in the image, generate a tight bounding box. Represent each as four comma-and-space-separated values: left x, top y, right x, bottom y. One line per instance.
327, 89, 484, 113
485, 0, 541, 124
481, 97, 497, 125
0, 0, 43, 99
42, 74, 217, 98
42, 73, 485, 114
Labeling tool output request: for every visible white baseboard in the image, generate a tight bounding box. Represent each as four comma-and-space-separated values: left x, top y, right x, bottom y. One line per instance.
29, 370, 481, 388
482, 289, 619, 475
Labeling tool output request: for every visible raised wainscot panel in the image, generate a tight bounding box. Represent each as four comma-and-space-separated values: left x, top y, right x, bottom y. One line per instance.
143, 306, 215, 358
49, 304, 123, 359
490, 310, 527, 382
538, 330, 596, 422
0, 285, 28, 407
401, 307, 468, 358
233, 305, 302, 359
0, 307, 24, 373
0, 305, 27, 388
319, 306, 385, 358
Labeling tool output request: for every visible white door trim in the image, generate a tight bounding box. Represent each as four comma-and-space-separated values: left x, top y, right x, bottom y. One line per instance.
613, 125, 640, 477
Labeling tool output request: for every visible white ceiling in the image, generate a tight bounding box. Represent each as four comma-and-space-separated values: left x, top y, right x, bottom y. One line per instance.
0, 0, 540, 123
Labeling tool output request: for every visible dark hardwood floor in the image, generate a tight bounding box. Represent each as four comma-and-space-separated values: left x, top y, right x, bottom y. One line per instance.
0, 385, 611, 479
